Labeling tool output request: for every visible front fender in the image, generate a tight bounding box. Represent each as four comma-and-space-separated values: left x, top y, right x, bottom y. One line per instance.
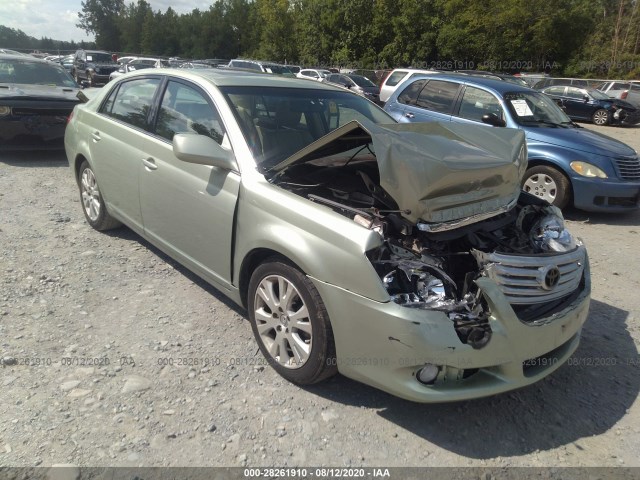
234, 179, 389, 302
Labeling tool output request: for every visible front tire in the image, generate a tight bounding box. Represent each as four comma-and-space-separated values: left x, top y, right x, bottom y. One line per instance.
248, 259, 337, 385
78, 160, 121, 231
592, 108, 609, 126
522, 165, 571, 209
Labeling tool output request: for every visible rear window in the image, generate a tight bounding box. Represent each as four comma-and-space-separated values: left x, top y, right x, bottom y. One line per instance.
384, 71, 408, 87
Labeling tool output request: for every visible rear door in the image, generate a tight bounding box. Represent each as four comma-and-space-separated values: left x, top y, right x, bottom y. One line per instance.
88, 76, 162, 232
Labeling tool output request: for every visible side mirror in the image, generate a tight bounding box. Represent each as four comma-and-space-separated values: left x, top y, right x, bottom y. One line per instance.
583, 95, 590, 102
481, 113, 506, 127
173, 133, 238, 171
344, 83, 351, 89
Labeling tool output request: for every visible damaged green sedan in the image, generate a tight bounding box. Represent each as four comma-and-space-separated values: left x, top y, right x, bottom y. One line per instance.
65, 69, 590, 402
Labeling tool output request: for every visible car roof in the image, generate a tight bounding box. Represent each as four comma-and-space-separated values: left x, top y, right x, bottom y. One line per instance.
123, 68, 343, 91
405, 73, 533, 94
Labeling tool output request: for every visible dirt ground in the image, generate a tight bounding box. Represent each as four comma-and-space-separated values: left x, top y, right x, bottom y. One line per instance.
0, 123, 639, 469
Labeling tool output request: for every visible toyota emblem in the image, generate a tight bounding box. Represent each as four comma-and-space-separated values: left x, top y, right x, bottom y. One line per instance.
542, 266, 561, 290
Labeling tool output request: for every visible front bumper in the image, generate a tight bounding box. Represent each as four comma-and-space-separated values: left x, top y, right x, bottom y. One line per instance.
89, 72, 113, 85
614, 110, 640, 126
0, 113, 71, 149
571, 176, 640, 211
311, 267, 590, 403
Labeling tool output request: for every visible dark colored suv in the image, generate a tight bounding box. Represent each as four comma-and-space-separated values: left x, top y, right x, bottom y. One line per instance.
72, 50, 118, 87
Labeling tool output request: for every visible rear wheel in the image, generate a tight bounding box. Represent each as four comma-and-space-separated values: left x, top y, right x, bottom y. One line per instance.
592, 109, 609, 126
78, 161, 121, 231
522, 165, 571, 209
248, 259, 337, 385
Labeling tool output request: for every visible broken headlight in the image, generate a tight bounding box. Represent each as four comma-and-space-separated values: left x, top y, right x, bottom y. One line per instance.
530, 207, 576, 253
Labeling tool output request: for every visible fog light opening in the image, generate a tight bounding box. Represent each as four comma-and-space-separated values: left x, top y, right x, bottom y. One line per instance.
416, 364, 440, 385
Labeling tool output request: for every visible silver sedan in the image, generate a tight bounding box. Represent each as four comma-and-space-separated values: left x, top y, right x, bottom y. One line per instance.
65, 69, 590, 402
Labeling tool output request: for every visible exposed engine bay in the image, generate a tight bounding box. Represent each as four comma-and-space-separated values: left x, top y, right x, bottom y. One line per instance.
272, 154, 586, 349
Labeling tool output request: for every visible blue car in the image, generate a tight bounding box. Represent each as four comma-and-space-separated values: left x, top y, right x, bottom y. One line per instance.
384, 74, 640, 212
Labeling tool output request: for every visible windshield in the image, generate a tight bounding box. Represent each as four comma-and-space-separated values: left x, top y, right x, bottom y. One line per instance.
220, 86, 394, 167
87, 52, 114, 63
0, 59, 77, 88
350, 75, 376, 88
504, 91, 571, 126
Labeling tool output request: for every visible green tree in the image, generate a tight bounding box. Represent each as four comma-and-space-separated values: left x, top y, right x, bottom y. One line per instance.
254, 0, 296, 62
77, 0, 124, 51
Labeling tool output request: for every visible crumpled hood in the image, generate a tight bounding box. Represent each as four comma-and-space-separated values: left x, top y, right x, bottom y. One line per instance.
0, 83, 80, 101
526, 127, 636, 157
271, 120, 527, 224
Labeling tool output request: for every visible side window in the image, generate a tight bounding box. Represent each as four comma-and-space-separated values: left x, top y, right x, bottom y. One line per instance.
155, 80, 226, 144
104, 78, 160, 130
416, 80, 459, 113
565, 87, 584, 99
457, 86, 503, 122
397, 79, 427, 105
100, 84, 119, 115
545, 86, 565, 96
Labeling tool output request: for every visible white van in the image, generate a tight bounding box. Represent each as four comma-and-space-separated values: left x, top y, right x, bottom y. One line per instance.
379, 68, 439, 103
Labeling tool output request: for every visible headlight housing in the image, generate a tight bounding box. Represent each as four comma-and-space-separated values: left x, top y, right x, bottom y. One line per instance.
0, 106, 10, 116
570, 161, 607, 178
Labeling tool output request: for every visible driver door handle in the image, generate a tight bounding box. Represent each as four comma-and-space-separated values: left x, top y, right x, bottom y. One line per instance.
142, 157, 158, 171
91, 131, 101, 142
405, 112, 415, 119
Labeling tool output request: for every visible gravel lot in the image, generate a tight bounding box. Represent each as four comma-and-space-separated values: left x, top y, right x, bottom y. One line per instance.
0, 123, 639, 469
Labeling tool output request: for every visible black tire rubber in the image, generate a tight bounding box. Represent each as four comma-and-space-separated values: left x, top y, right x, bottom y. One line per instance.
248, 258, 337, 385
522, 165, 572, 209
77, 160, 121, 231
592, 108, 610, 126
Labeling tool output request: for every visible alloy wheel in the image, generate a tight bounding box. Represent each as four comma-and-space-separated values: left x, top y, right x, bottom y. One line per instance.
81, 168, 101, 222
253, 274, 312, 369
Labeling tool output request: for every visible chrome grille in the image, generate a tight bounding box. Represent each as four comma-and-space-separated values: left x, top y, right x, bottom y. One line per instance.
615, 156, 640, 180
473, 245, 586, 305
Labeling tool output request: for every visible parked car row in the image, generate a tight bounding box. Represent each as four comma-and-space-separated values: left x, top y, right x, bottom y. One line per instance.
62, 66, 593, 403
109, 57, 171, 81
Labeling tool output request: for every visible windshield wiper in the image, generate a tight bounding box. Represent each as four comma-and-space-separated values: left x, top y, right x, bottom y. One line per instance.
520, 119, 566, 128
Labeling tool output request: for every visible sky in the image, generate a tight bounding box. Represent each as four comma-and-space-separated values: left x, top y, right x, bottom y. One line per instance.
0, 0, 213, 43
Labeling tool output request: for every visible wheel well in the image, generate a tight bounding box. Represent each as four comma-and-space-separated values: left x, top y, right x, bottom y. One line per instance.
525, 159, 574, 201
74, 154, 88, 183
238, 248, 301, 309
